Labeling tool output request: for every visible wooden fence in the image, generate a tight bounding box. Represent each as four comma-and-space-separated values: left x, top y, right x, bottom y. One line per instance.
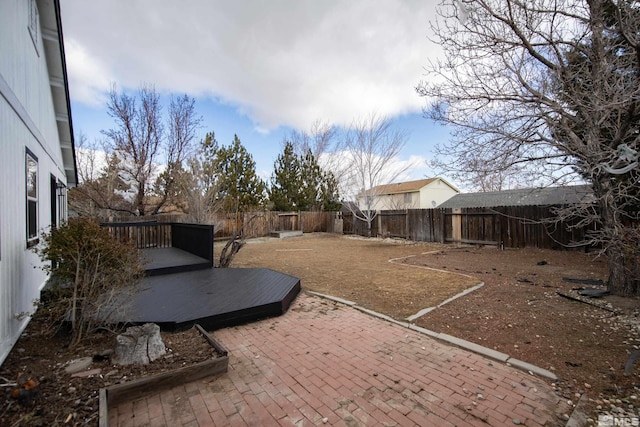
101, 211, 341, 240
343, 206, 598, 249
444, 206, 594, 249
100, 206, 600, 250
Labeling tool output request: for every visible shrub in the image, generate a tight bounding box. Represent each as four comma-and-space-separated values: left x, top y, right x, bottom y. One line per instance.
34, 218, 144, 348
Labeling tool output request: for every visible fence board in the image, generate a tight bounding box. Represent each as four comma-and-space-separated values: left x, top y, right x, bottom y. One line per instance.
99, 206, 606, 250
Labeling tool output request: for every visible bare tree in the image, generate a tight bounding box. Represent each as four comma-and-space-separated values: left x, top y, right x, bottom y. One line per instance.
94, 84, 202, 216
466, 158, 538, 192
343, 113, 413, 237
416, 0, 640, 295
285, 120, 351, 189
69, 133, 132, 217
287, 120, 338, 159
174, 158, 223, 225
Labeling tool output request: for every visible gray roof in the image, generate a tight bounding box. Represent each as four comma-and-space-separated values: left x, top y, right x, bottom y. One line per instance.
438, 185, 593, 209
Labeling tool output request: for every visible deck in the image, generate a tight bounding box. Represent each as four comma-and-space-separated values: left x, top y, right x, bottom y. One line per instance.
97, 221, 301, 330
123, 266, 300, 330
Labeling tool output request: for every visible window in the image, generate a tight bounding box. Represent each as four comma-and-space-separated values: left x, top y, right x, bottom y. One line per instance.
57, 181, 67, 225
28, 0, 39, 56
26, 149, 38, 246
404, 193, 412, 204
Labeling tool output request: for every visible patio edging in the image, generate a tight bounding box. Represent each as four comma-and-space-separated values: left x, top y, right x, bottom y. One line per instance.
98, 324, 229, 427
306, 290, 557, 381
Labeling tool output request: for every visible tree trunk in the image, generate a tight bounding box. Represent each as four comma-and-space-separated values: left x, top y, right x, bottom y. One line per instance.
597, 182, 640, 296
606, 233, 640, 296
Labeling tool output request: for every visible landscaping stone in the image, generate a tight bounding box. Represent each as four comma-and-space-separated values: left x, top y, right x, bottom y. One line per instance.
113, 323, 166, 365
64, 357, 93, 374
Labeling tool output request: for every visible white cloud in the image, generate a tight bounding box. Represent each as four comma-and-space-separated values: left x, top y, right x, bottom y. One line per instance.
60, 0, 441, 131
64, 39, 112, 107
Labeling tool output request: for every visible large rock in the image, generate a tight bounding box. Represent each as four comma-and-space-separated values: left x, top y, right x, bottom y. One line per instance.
113, 323, 166, 365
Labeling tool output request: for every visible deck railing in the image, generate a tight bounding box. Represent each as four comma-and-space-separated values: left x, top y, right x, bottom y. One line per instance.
101, 221, 214, 267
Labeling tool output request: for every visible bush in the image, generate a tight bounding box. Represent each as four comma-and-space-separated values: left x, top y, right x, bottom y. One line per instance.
34, 218, 144, 348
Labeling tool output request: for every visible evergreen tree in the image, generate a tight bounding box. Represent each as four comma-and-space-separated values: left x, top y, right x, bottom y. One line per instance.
214, 135, 266, 213
319, 169, 341, 211
199, 131, 220, 198
269, 143, 340, 211
269, 142, 302, 211
299, 150, 341, 211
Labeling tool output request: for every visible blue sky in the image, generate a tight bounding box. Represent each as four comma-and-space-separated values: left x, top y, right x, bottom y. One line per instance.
62, 0, 451, 183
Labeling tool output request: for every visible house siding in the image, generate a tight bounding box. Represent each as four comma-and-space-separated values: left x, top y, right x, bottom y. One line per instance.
356, 178, 459, 211
420, 180, 458, 208
0, 0, 70, 365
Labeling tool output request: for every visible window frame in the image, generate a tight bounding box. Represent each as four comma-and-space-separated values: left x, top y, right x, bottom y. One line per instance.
28, 0, 40, 56
26, 148, 39, 247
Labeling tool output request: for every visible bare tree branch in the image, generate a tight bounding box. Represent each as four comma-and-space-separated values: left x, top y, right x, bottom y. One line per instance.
417, 0, 640, 295
342, 113, 413, 237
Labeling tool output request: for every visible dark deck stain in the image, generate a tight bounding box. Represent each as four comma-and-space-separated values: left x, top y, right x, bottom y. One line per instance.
109, 248, 300, 330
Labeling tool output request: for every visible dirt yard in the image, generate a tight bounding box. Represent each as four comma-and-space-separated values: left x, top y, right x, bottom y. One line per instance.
232, 233, 640, 422
2, 232, 639, 425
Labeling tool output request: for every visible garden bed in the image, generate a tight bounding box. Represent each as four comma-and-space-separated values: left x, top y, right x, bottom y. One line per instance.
100, 324, 228, 425
0, 322, 228, 426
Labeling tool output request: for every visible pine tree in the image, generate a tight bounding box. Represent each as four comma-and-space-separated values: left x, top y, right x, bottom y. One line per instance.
269, 143, 340, 211
269, 142, 302, 211
214, 135, 266, 213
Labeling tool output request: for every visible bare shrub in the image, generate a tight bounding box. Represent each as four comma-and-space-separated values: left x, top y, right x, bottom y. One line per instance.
33, 218, 144, 348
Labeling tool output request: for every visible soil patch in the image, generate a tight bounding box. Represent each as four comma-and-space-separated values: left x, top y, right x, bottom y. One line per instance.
0, 320, 222, 426
232, 233, 479, 319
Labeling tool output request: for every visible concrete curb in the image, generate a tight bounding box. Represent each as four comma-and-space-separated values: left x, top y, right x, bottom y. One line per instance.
306, 291, 557, 381
565, 393, 589, 427
506, 357, 558, 380
406, 282, 485, 322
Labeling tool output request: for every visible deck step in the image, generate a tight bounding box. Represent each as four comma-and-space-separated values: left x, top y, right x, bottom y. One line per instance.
270, 230, 303, 238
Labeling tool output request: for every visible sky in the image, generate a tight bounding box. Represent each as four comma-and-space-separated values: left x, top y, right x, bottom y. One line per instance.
60, 0, 452, 184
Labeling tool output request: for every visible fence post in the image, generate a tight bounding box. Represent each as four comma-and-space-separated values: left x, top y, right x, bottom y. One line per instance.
405, 209, 410, 240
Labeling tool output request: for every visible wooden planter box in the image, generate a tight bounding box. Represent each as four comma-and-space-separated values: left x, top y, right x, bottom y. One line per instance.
98, 325, 228, 427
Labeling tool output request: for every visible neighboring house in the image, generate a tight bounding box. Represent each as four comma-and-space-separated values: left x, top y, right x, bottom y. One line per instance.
438, 185, 593, 209
0, 0, 77, 364
357, 178, 460, 211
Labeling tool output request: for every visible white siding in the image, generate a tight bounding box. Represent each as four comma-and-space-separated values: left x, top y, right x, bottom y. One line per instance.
419, 180, 459, 208
367, 192, 419, 211
0, 0, 69, 364
357, 179, 460, 211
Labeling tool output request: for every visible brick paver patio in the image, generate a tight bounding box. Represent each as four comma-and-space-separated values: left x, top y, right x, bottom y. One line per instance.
112, 293, 567, 426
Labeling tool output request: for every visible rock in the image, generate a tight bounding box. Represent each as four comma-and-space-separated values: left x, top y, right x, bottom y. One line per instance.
93, 348, 114, 362
512, 419, 522, 425
71, 368, 102, 378
64, 357, 93, 374
113, 323, 166, 366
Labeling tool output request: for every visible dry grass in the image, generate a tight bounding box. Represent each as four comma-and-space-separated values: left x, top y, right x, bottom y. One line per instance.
231, 233, 479, 319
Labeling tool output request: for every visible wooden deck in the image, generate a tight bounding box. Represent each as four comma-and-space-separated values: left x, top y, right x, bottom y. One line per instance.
111, 247, 301, 330
142, 247, 211, 276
